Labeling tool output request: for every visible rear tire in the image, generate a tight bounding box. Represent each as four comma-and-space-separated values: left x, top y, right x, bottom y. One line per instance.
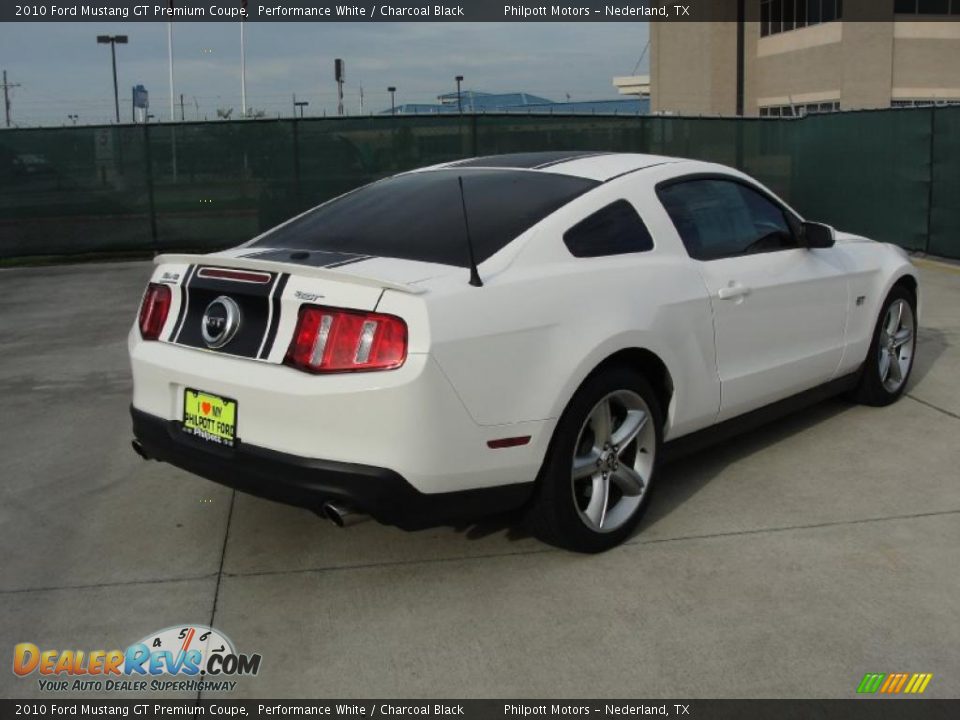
526, 366, 662, 553
853, 285, 917, 407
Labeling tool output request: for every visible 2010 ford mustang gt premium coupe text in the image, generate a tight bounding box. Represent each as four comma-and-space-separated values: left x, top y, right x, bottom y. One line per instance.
129, 152, 919, 552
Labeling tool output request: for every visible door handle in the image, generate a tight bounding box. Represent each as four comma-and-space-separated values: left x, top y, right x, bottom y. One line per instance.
718, 284, 752, 301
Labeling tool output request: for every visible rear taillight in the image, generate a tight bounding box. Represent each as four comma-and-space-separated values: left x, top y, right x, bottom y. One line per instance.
138, 283, 172, 340
285, 305, 407, 373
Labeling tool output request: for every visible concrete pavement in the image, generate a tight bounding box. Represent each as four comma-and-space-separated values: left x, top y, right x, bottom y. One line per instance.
1, 259, 958, 699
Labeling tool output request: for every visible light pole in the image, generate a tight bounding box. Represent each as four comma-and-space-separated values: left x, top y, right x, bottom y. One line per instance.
388, 86, 396, 115
455, 75, 464, 114
68, 114, 78, 125
167, 18, 175, 121
97, 34, 128, 123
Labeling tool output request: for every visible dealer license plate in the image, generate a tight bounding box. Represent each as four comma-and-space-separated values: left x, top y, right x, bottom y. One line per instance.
182, 389, 237, 447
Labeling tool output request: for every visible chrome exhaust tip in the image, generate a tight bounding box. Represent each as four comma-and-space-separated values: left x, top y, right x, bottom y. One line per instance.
321, 501, 368, 528
131, 439, 150, 461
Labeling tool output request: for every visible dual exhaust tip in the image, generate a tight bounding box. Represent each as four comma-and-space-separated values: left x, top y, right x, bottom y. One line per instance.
132, 439, 367, 529
320, 501, 368, 528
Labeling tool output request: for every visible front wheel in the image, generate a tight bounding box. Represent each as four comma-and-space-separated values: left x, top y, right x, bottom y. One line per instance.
853, 285, 917, 406
526, 366, 662, 553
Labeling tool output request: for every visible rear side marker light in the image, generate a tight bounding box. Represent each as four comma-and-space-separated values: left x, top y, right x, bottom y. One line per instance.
487, 436, 532, 449
138, 283, 172, 340
285, 305, 407, 373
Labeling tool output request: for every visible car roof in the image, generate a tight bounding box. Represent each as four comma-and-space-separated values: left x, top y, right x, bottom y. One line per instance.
428, 151, 685, 182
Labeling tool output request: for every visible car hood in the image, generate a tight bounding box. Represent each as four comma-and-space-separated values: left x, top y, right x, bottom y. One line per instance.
833, 230, 875, 245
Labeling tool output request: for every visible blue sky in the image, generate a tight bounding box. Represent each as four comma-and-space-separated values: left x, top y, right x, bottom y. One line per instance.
0, 22, 650, 126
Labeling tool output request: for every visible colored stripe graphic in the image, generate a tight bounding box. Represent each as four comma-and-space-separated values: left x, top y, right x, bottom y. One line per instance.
857, 673, 885, 693
857, 672, 932, 694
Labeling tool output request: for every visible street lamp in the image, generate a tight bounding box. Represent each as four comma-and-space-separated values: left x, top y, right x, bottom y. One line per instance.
388, 86, 397, 116
455, 75, 464, 114
97, 34, 128, 123
294, 101, 309, 118
67, 114, 79, 126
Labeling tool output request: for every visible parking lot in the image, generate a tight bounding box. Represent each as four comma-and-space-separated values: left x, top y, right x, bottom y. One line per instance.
1, 258, 958, 699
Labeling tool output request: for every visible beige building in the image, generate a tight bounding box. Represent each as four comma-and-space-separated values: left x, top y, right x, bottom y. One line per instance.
650, 0, 960, 117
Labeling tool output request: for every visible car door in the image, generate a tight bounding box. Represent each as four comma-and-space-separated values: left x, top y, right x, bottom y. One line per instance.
657, 176, 848, 422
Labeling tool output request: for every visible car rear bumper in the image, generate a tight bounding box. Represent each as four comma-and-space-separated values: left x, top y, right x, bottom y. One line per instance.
131, 407, 533, 530
129, 333, 552, 495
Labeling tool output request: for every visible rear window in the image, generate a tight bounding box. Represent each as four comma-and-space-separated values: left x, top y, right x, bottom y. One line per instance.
252, 169, 599, 267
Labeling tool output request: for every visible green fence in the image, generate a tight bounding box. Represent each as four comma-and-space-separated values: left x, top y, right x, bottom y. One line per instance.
1, 107, 958, 261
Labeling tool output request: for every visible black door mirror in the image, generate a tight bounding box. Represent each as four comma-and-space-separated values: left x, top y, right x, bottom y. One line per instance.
803, 222, 835, 249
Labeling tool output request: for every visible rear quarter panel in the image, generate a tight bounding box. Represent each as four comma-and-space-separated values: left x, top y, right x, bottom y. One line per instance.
422, 175, 721, 441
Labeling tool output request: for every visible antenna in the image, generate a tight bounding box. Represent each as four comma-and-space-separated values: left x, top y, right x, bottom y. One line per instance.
457, 176, 483, 287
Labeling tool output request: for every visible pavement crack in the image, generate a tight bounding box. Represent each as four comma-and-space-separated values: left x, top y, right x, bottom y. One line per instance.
197, 489, 236, 702
628, 508, 960, 548
217, 509, 960, 581
906, 393, 960, 420
0, 572, 218, 595
207, 490, 237, 628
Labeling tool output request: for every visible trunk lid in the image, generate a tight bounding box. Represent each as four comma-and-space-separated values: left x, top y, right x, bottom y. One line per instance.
153, 251, 445, 364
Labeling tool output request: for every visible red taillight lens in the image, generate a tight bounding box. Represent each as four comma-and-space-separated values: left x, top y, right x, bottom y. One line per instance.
285, 305, 408, 373
138, 283, 172, 340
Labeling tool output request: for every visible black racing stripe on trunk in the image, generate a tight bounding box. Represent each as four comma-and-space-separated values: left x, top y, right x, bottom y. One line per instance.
241, 248, 372, 268
259, 273, 290, 360
323, 255, 373, 269
170, 264, 197, 343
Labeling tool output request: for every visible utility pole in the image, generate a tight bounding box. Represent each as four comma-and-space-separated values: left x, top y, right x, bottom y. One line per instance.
293, 93, 309, 118
388, 86, 396, 116
180, 93, 185, 121
335, 59, 345, 117
2, 70, 21, 128
240, 0, 248, 118
167, 4, 176, 121
455, 75, 464, 114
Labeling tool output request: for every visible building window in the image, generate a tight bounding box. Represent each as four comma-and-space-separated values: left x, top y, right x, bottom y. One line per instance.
895, 0, 960, 13
761, 0, 844, 37
892, 99, 960, 107
760, 101, 840, 117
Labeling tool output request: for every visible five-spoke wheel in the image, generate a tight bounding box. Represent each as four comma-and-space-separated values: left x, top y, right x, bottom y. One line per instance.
854, 284, 917, 406
526, 366, 662, 553
571, 390, 655, 534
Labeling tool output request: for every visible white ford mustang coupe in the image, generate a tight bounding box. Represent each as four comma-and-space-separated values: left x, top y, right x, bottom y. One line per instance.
130, 152, 919, 552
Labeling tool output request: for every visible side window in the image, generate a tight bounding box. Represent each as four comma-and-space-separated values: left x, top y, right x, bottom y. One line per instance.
656, 179, 798, 261
563, 200, 654, 258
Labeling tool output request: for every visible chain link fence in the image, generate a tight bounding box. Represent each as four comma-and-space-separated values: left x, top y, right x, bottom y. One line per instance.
1, 107, 957, 261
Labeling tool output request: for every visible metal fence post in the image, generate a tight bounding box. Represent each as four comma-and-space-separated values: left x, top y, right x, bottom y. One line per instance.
292, 118, 302, 203
143, 123, 159, 253
471, 114, 478, 157
926, 107, 935, 254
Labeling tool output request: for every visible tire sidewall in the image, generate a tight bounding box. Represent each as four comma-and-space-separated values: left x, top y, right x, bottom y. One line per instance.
859, 285, 917, 406
535, 365, 663, 553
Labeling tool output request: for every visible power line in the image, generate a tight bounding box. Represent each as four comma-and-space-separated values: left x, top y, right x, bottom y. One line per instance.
631, 40, 651, 76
